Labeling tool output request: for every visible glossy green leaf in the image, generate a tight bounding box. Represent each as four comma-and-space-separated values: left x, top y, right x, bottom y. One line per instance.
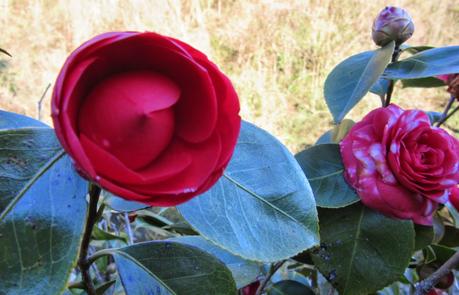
370, 78, 390, 97
400, 45, 435, 55
178, 121, 319, 262
311, 203, 414, 295
96, 280, 116, 295
426, 111, 444, 124
439, 225, 459, 247
315, 130, 333, 145
414, 224, 434, 251
384, 46, 459, 80
163, 221, 198, 236
169, 236, 264, 289
0, 110, 46, 129
136, 210, 173, 227
103, 190, 148, 212
0, 128, 63, 218
325, 41, 394, 123
446, 202, 459, 228
268, 280, 315, 295
113, 241, 237, 295
424, 245, 457, 266
331, 119, 355, 143
296, 144, 359, 208
401, 77, 445, 88
0, 156, 88, 294
92, 226, 128, 243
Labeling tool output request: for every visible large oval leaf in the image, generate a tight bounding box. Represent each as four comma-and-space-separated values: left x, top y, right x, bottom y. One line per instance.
169, 236, 264, 289
401, 77, 444, 88
0, 110, 47, 129
178, 121, 319, 262
0, 128, 63, 218
0, 110, 63, 219
325, 41, 394, 123
0, 155, 88, 294
384, 46, 459, 80
311, 203, 414, 295
295, 144, 359, 208
113, 241, 237, 295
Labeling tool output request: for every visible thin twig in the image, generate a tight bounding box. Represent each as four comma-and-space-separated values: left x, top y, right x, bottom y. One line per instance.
436, 103, 459, 128
414, 251, 459, 294
78, 183, 101, 295
437, 95, 456, 126
37, 83, 51, 121
255, 260, 286, 295
384, 46, 401, 107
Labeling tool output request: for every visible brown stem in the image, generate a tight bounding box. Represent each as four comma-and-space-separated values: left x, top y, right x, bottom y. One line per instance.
255, 260, 286, 295
384, 46, 401, 107
414, 251, 459, 295
78, 183, 101, 295
436, 103, 459, 128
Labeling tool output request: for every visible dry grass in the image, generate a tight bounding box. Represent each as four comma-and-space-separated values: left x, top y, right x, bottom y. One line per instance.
1, 0, 458, 151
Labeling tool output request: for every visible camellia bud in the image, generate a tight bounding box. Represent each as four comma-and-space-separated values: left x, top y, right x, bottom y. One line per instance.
372, 6, 414, 46
437, 74, 459, 98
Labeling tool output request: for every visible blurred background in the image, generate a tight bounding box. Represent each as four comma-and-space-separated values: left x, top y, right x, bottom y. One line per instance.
0, 0, 458, 152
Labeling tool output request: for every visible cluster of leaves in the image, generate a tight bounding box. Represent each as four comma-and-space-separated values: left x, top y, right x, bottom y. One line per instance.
1, 42, 459, 295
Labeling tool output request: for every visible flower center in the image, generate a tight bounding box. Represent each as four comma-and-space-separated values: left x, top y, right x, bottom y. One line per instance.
78, 70, 180, 170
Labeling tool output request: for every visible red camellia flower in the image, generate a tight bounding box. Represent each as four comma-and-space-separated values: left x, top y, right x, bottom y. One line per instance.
340, 104, 459, 225
52, 32, 241, 206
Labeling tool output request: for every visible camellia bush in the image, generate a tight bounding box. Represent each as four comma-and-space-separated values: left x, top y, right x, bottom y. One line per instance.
1, 5, 459, 295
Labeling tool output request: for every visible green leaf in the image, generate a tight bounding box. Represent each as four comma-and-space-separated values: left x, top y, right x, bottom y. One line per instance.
169, 236, 264, 289
400, 45, 435, 55
0, 155, 88, 294
113, 241, 237, 295
0, 48, 11, 57
445, 202, 459, 228
136, 210, 173, 227
0, 110, 47, 129
384, 46, 459, 80
103, 190, 148, 212
370, 78, 390, 97
311, 203, 414, 295
414, 224, 434, 251
268, 280, 315, 295
424, 245, 457, 266
178, 121, 319, 262
315, 130, 333, 145
0, 128, 64, 219
315, 120, 355, 146
439, 225, 459, 247
92, 226, 128, 243
330, 119, 355, 143
295, 144, 359, 208
96, 280, 116, 295
426, 111, 444, 124
401, 77, 445, 88
325, 41, 394, 123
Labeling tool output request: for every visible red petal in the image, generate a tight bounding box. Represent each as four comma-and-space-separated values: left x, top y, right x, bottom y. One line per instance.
78, 71, 179, 170
130, 134, 221, 195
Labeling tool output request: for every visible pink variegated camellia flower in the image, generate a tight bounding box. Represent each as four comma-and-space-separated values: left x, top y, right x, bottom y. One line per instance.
449, 186, 459, 212
340, 104, 459, 225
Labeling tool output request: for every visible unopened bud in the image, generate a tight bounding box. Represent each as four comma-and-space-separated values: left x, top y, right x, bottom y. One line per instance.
437, 74, 459, 98
372, 6, 414, 47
